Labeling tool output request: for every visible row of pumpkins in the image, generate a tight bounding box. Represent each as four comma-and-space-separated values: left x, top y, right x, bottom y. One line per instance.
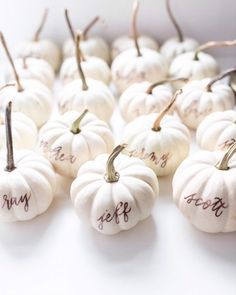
0, 1, 235, 235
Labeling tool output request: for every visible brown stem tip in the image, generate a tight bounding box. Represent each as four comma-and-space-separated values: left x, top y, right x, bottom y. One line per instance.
75, 33, 88, 91
206, 67, 236, 92
132, 1, 142, 57
166, 0, 183, 42
215, 142, 236, 170
5, 101, 16, 172
34, 8, 49, 42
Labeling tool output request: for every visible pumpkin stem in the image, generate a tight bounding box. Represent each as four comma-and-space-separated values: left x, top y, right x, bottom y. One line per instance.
152, 89, 182, 131
132, 1, 142, 57
33, 8, 48, 42
65, 9, 75, 40
146, 77, 188, 94
105, 144, 127, 183
215, 142, 236, 170
194, 39, 236, 61
5, 102, 16, 172
71, 109, 88, 134
0, 32, 24, 92
75, 33, 88, 91
206, 67, 236, 92
82, 16, 100, 40
166, 0, 183, 43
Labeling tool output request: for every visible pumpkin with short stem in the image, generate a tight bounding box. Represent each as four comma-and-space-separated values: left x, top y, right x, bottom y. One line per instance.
71, 144, 159, 235
173, 142, 236, 233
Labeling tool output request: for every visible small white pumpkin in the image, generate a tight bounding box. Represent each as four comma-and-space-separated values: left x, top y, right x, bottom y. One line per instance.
59, 54, 111, 86
71, 144, 159, 235
0, 33, 53, 128
63, 11, 110, 64
196, 110, 236, 151
111, 35, 159, 61
16, 9, 61, 72
160, 0, 199, 63
38, 109, 114, 178
0, 102, 55, 222
0, 110, 37, 150
173, 143, 236, 233
5, 57, 55, 89
169, 40, 236, 90
176, 74, 235, 130
119, 77, 188, 122
58, 35, 115, 122
123, 90, 191, 176
111, 2, 167, 94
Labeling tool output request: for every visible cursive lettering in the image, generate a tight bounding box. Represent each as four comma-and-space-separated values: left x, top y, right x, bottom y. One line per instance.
128, 148, 171, 168
2, 192, 31, 212
40, 140, 77, 164
97, 202, 131, 230
184, 193, 228, 217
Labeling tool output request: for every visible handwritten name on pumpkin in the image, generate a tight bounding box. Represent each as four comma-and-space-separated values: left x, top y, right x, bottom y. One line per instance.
183, 100, 212, 119
184, 193, 229, 217
2, 192, 31, 212
97, 202, 131, 230
218, 138, 236, 150
115, 69, 146, 84
128, 148, 171, 168
40, 140, 77, 164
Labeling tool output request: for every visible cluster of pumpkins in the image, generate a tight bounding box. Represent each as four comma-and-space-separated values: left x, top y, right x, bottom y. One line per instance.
0, 0, 235, 235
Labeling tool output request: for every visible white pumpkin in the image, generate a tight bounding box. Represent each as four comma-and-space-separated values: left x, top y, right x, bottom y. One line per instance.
5, 57, 55, 89
63, 12, 110, 63
38, 110, 114, 178
71, 144, 159, 235
0, 110, 37, 150
59, 55, 111, 86
169, 51, 219, 89
16, 10, 61, 72
0, 102, 55, 222
122, 90, 191, 176
0, 79, 53, 128
58, 35, 115, 122
63, 37, 110, 64
160, 0, 198, 63
173, 143, 236, 233
176, 78, 235, 130
196, 110, 236, 151
161, 37, 199, 63
111, 36, 159, 61
112, 47, 168, 94
119, 80, 173, 122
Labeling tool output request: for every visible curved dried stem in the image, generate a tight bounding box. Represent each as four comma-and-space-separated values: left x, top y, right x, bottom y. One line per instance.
0, 32, 24, 92
75, 34, 88, 91
215, 142, 236, 170
206, 67, 236, 92
152, 89, 182, 131
105, 144, 127, 183
65, 9, 75, 40
71, 109, 88, 134
132, 1, 142, 57
146, 77, 188, 94
166, 0, 183, 42
194, 39, 236, 60
34, 8, 48, 42
5, 102, 16, 172
82, 16, 100, 39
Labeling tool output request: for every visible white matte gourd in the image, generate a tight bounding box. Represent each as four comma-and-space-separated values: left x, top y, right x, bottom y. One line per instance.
71, 145, 159, 235
119, 81, 173, 122
111, 35, 159, 60
63, 37, 110, 64
0, 79, 53, 128
196, 110, 236, 151
112, 48, 168, 94
38, 110, 114, 178
122, 92, 191, 176
58, 78, 115, 122
59, 55, 111, 86
172, 145, 236, 233
0, 111, 37, 150
0, 103, 55, 222
169, 52, 219, 89
160, 37, 199, 63
176, 79, 235, 130
5, 57, 55, 89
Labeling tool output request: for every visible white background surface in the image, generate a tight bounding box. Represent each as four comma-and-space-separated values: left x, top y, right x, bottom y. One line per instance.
0, 1, 236, 295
